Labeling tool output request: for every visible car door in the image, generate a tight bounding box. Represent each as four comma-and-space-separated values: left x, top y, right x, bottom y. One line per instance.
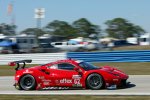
48, 63, 83, 87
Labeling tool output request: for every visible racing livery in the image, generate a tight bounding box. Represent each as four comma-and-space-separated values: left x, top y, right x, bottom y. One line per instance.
9, 59, 129, 90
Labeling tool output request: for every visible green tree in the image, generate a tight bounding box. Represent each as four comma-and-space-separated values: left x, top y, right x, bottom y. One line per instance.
0, 23, 16, 35
21, 28, 46, 36
45, 20, 78, 39
72, 18, 101, 38
105, 18, 145, 39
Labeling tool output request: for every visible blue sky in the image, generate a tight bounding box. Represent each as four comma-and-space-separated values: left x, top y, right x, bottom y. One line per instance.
0, 0, 150, 33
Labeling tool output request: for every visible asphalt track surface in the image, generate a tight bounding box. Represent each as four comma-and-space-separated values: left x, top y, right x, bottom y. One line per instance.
0, 75, 150, 95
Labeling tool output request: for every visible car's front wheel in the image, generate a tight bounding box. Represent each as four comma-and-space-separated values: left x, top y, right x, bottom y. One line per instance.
86, 73, 103, 90
19, 74, 36, 90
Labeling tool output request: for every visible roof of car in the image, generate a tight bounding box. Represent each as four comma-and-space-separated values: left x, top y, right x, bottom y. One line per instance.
46, 59, 83, 66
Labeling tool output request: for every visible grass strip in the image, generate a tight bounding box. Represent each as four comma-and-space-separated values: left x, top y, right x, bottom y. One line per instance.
0, 95, 150, 100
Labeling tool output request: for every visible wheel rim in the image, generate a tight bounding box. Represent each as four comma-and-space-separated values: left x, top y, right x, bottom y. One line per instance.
89, 75, 102, 87
22, 77, 34, 88
24, 77, 33, 86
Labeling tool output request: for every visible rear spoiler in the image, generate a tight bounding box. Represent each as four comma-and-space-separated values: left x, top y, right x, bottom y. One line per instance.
8, 59, 32, 70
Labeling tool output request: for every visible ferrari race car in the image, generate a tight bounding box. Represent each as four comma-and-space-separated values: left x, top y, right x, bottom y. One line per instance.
9, 59, 129, 90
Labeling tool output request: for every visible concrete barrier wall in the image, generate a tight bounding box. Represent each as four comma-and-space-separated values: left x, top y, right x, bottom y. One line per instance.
67, 50, 150, 62
0, 53, 66, 65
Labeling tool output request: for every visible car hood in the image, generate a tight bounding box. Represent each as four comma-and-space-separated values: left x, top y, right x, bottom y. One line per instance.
100, 65, 128, 79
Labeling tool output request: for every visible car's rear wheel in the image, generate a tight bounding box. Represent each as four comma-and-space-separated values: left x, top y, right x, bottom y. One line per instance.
19, 74, 36, 90
86, 73, 103, 90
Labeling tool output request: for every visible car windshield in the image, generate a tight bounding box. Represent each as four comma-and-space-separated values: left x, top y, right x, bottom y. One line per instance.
79, 62, 99, 71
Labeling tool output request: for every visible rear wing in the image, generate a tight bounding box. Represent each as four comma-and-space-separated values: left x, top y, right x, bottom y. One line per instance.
8, 59, 32, 70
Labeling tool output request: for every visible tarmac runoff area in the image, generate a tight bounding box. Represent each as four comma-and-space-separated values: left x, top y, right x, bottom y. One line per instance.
0, 75, 150, 95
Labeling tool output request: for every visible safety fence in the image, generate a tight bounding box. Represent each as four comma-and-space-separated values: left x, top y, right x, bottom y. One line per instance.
67, 50, 150, 63
0, 53, 66, 65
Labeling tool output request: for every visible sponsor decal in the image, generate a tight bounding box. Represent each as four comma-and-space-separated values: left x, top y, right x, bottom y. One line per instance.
42, 80, 51, 82
72, 84, 82, 87
55, 75, 82, 85
39, 76, 51, 85
38, 76, 45, 79
72, 75, 81, 78
72, 75, 81, 85
23, 69, 33, 73
74, 78, 80, 84
60, 79, 72, 84
43, 82, 50, 85
42, 80, 51, 85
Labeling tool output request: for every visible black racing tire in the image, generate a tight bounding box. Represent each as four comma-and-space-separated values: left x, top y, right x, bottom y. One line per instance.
19, 74, 36, 90
86, 73, 103, 90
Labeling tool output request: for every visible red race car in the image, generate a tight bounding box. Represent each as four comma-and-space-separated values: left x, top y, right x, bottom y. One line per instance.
9, 59, 129, 90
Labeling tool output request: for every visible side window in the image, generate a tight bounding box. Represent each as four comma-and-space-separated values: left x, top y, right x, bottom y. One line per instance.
140, 38, 146, 42
58, 63, 75, 70
17, 39, 21, 43
55, 43, 62, 45
17, 39, 27, 43
23, 39, 27, 43
48, 64, 58, 69
30, 39, 34, 44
